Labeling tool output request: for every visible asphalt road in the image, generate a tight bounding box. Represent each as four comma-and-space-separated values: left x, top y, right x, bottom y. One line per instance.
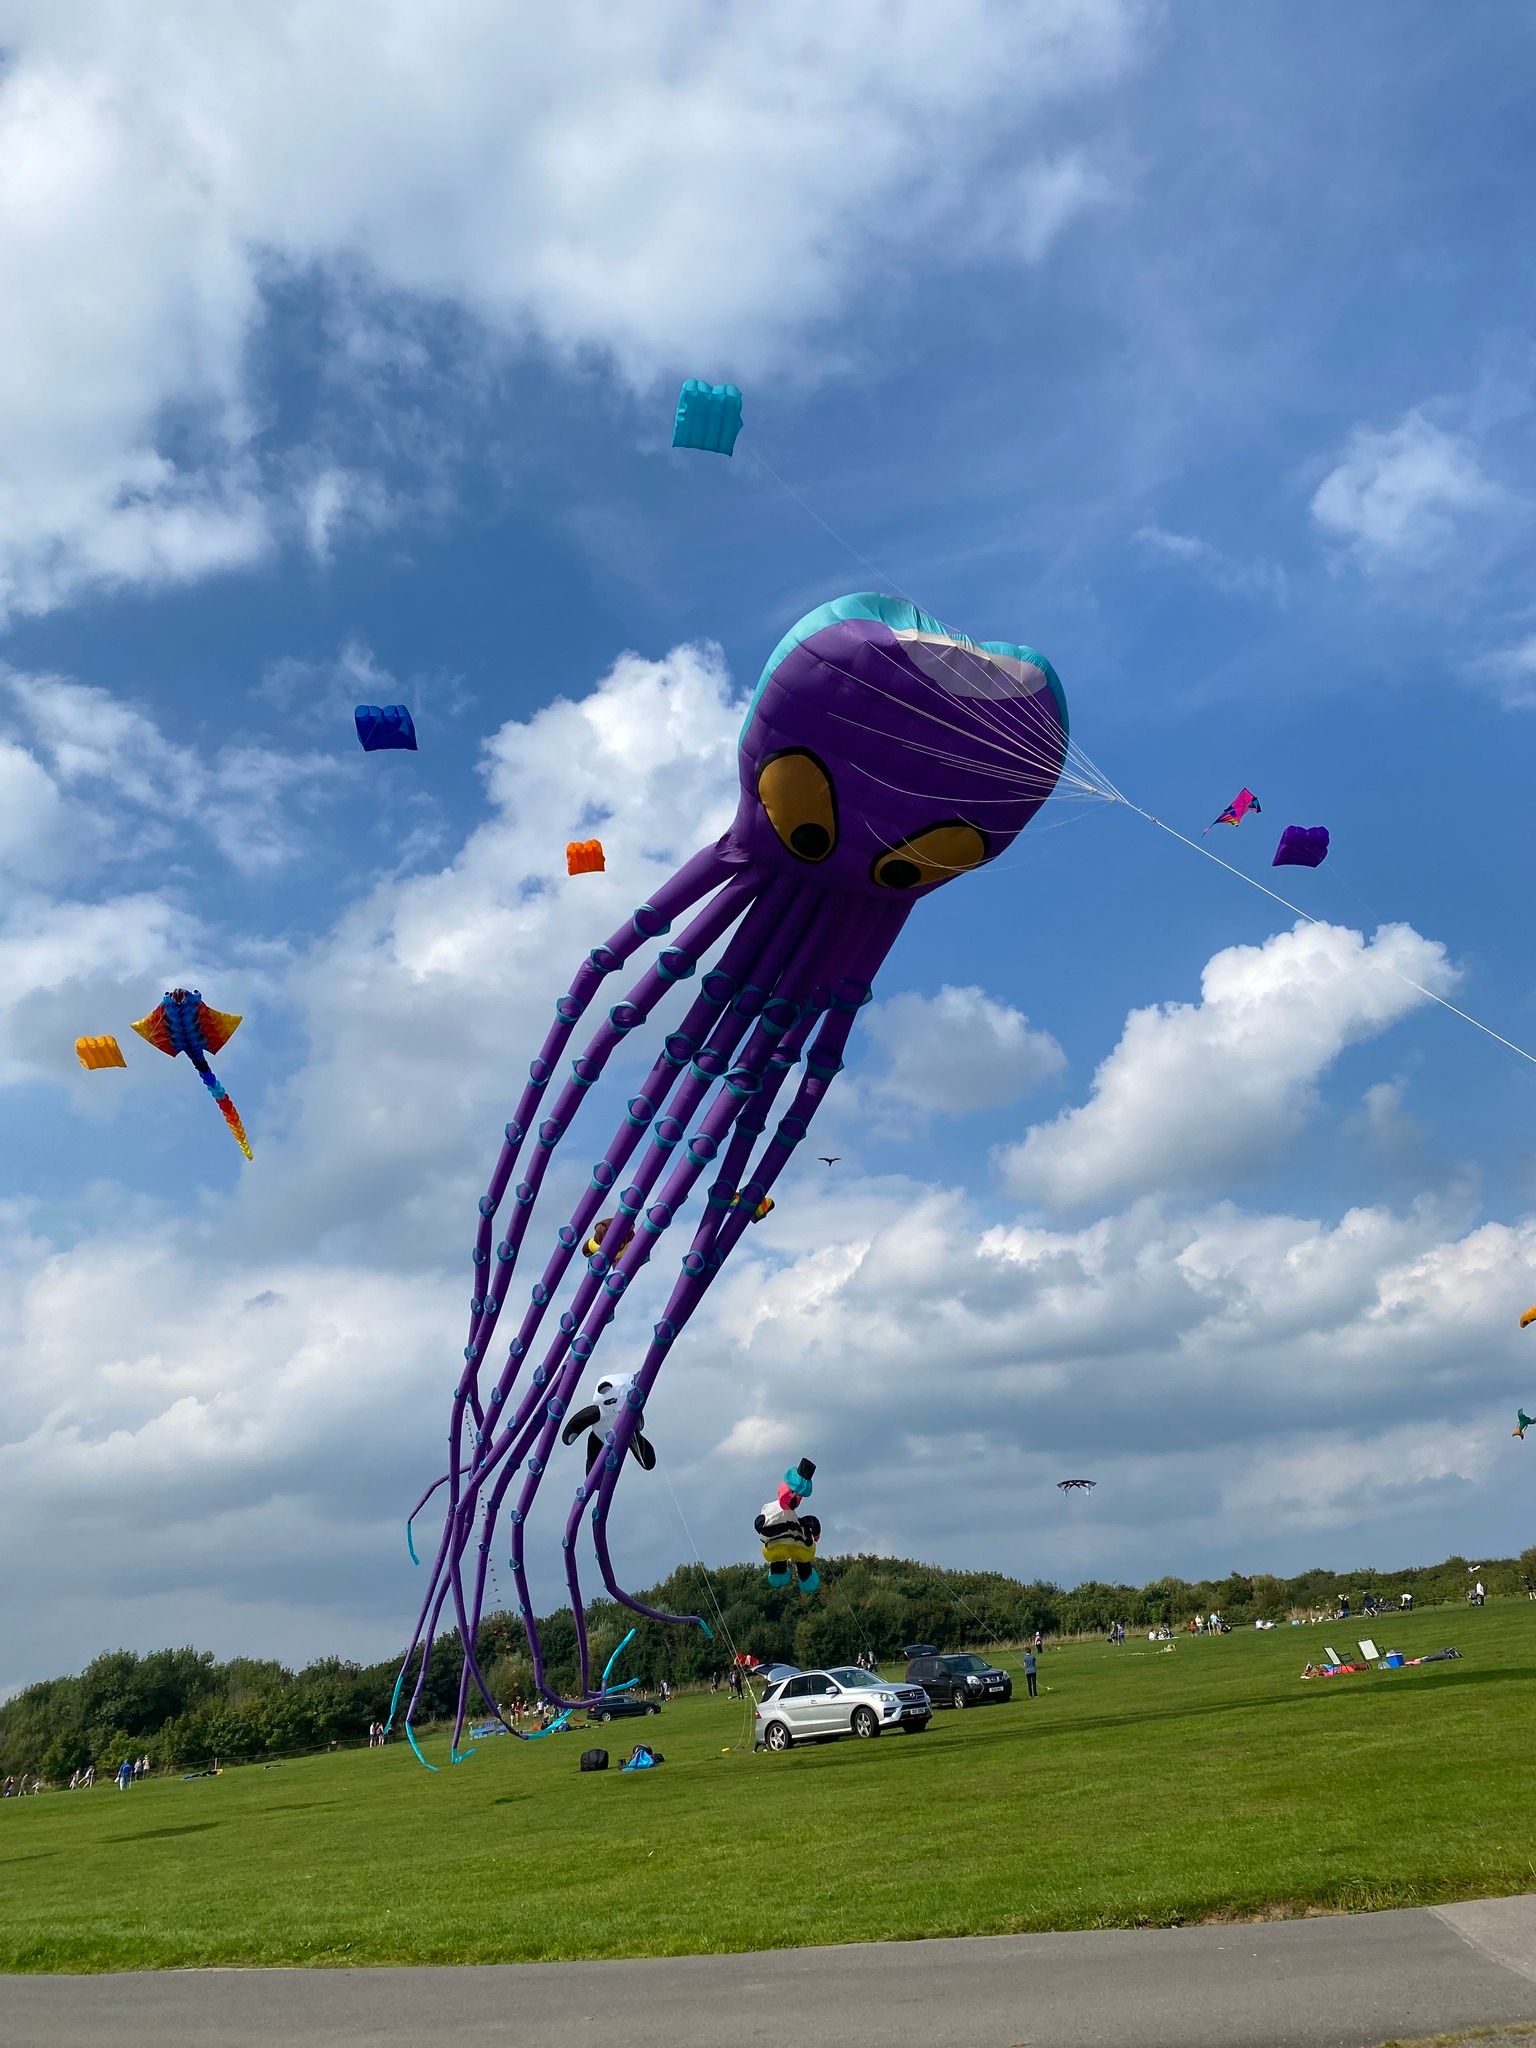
3, 1895, 1534, 2048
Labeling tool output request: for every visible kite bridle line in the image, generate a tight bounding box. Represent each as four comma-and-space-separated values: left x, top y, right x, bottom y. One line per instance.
654, 1453, 761, 1749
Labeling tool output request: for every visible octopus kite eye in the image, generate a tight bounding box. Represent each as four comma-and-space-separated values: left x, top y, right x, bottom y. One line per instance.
757, 750, 838, 863
871, 821, 989, 890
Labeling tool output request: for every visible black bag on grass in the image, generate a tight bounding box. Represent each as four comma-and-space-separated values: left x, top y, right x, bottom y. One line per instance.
579, 1748, 609, 1772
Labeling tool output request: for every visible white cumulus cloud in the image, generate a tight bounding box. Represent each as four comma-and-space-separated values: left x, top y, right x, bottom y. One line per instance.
4, 668, 341, 877
1464, 632, 1536, 712
1134, 523, 1288, 602
865, 983, 1065, 1114
1310, 408, 1503, 573
997, 920, 1455, 1209
0, 0, 1147, 618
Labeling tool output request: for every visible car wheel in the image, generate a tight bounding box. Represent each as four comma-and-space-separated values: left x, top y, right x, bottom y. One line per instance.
851, 1707, 880, 1740
952, 1687, 970, 1711
645, 1704, 660, 1716
598, 1710, 613, 1723
764, 1721, 793, 1752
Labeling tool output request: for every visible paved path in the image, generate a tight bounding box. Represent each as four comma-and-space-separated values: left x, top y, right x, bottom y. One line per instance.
4, 1895, 1534, 2048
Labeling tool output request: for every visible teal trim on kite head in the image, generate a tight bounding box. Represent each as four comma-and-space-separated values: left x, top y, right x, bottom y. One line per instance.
741, 591, 1067, 747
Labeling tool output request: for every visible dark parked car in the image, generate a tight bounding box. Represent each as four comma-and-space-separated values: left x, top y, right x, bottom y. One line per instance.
904, 1651, 1012, 1708
583, 1694, 662, 1723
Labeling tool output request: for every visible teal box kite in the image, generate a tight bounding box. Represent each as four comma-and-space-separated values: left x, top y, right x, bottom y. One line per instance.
672, 380, 743, 456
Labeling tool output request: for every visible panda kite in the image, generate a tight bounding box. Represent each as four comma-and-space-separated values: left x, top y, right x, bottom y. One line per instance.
561, 1373, 658, 1474
754, 1457, 821, 1594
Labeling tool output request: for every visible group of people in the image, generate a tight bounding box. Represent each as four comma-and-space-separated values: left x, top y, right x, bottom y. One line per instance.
1, 1774, 42, 1796
497, 1698, 569, 1729
73, 1755, 149, 1790
1187, 1611, 1230, 1634
1339, 1592, 1414, 1621
706, 1668, 749, 1698
366, 1720, 388, 1747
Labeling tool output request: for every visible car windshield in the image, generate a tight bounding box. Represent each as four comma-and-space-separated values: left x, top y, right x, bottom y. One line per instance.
824, 1669, 870, 1688
942, 1656, 990, 1674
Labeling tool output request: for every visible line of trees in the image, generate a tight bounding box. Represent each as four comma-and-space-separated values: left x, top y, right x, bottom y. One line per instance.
4, 1543, 1531, 1782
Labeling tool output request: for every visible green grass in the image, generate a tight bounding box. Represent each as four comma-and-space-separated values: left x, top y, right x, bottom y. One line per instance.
2, 1601, 1533, 1973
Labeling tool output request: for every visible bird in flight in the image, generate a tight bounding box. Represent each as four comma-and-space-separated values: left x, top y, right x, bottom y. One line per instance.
819, 1156, 840, 1166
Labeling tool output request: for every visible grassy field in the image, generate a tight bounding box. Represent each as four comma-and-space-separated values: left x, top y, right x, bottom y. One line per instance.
2, 1600, 1532, 1973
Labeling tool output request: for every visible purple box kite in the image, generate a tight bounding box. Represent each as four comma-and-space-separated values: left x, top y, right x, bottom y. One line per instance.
1273, 824, 1329, 868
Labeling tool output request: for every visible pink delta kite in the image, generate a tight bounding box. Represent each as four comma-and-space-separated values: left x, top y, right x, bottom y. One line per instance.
1204, 787, 1260, 835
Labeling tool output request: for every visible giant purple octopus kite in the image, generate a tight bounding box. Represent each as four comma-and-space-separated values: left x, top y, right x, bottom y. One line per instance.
395, 591, 1071, 1760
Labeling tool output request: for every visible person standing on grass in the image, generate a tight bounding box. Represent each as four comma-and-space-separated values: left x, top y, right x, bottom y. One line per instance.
1023, 1649, 1038, 1698
1033, 1628, 1044, 1658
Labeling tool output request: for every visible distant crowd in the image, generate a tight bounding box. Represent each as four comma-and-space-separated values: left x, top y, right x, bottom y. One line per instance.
4, 1753, 153, 1797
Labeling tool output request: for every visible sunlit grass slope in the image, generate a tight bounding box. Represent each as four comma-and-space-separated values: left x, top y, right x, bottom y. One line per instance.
2, 1601, 1531, 1972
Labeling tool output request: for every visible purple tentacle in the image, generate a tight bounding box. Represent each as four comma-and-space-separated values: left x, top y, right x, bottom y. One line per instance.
394, 847, 744, 1732
551, 896, 844, 1670
426, 874, 824, 1736
585, 903, 908, 1629
433, 876, 803, 1696
481, 879, 828, 1714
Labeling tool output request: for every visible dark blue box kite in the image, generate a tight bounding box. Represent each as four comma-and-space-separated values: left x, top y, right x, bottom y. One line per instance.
355, 704, 418, 753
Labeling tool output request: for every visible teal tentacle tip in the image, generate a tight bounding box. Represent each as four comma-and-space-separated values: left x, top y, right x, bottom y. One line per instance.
404, 1723, 439, 1774
406, 1519, 420, 1566
450, 1745, 477, 1765
697, 1619, 715, 1640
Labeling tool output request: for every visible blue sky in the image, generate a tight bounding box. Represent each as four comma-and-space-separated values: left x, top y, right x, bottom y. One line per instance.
3, 2, 1535, 1691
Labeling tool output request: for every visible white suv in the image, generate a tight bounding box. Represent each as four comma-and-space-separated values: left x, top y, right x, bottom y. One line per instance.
754, 1666, 931, 1750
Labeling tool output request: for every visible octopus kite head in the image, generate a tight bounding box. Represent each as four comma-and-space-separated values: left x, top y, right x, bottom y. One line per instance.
732, 594, 1068, 900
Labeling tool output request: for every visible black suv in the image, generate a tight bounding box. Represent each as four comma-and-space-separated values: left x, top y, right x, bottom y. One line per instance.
904, 1650, 1013, 1709
582, 1695, 662, 1723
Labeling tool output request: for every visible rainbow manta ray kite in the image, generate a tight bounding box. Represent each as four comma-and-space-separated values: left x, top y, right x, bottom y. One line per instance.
1204, 787, 1260, 834
132, 989, 253, 1161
